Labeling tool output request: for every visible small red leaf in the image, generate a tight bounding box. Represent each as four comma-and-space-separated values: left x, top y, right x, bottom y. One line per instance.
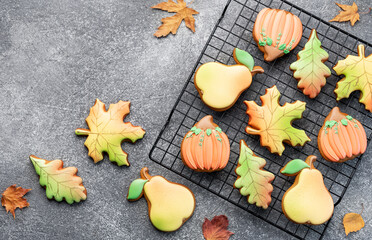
202, 215, 234, 240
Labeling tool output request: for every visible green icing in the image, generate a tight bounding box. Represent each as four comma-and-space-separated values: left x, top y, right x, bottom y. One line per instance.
206, 129, 212, 136
278, 44, 286, 50
234, 48, 255, 71
127, 179, 148, 200
325, 120, 338, 129
283, 49, 290, 54
215, 127, 222, 133
30, 156, 86, 204
346, 115, 353, 120
281, 159, 310, 175
341, 119, 348, 126
266, 37, 273, 46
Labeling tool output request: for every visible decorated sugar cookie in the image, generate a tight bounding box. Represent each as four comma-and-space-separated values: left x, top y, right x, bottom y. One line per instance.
181, 115, 230, 172
75, 99, 145, 166
281, 155, 334, 225
334, 44, 372, 112
234, 140, 275, 209
253, 8, 303, 61
194, 48, 264, 111
244, 86, 310, 155
30, 155, 87, 204
127, 167, 195, 232
290, 29, 331, 98
318, 107, 367, 162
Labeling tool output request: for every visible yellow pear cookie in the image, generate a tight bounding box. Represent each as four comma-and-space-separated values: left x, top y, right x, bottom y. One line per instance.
281, 155, 334, 225
127, 167, 195, 232
194, 48, 264, 111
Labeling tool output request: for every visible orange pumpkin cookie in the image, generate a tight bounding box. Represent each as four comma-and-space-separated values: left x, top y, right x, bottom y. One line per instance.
181, 115, 230, 172
253, 8, 303, 61
194, 48, 264, 111
281, 155, 334, 225
318, 107, 367, 162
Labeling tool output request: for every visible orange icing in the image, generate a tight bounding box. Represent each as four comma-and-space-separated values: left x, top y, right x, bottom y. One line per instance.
253, 8, 303, 61
181, 115, 230, 172
318, 107, 367, 162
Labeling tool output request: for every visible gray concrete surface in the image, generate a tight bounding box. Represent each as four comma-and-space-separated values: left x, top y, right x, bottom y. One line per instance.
0, 0, 371, 239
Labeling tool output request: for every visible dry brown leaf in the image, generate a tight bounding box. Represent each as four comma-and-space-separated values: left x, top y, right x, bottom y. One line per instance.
1, 185, 31, 218
202, 215, 234, 240
343, 207, 365, 236
152, 0, 199, 37
330, 2, 360, 26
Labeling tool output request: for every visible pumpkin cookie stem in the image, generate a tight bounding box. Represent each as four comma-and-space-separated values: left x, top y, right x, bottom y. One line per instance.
140, 167, 152, 180
75, 128, 90, 136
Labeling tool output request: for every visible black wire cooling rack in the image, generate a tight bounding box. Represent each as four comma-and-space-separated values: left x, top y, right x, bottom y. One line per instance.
149, 0, 372, 239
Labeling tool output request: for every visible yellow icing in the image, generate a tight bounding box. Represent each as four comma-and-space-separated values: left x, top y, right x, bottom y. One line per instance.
282, 168, 334, 225
195, 62, 252, 110
144, 176, 195, 232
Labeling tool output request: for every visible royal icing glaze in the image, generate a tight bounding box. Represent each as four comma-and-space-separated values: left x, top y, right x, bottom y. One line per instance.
253, 8, 303, 61
318, 107, 367, 162
244, 86, 310, 155
30, 155, 87, 204
127, 168, 195, 232
181, 115, 230, 172
75, 99, 145, 166
234, 140, 275, 209
281, 156, 334, 225
290, 29, 331, 98
194, 48, 264, 111
334, 44, 372, 112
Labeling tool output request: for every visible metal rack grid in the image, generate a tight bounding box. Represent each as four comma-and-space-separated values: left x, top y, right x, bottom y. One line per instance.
149, 0, 372, 239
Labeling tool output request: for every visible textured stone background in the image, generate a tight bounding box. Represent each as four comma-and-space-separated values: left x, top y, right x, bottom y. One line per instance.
0, 0, 371, 239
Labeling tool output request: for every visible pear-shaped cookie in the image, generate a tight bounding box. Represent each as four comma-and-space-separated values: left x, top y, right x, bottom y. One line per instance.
194, 48, 264, 111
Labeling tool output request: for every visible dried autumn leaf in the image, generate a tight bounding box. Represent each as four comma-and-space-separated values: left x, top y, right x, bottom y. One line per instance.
334, 45, 372, 112
330, 2, 360, 26
343, 212, 365, 235
1, 185, 31, 218
30, 155, 87, 204
202, 215, 233, 240
152, 0, 199, 38
244, 86, 310, 155
234, 140, 275, 209
290, 29, 331, 98
75, 99, 145, 166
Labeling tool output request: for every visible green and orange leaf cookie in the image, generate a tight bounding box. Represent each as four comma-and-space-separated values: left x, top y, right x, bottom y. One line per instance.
30, 155, 87, 204
234, 140, 275, 209
334, 44, 372, 112
290, 29, 331, 98
76, 99, 145, 166
244, 86, 310, 155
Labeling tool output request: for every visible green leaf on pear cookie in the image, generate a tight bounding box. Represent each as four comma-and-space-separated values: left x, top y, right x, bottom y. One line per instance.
127, 179, 148, 201
234, 48, 255, 71
281, 159, 310, 176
